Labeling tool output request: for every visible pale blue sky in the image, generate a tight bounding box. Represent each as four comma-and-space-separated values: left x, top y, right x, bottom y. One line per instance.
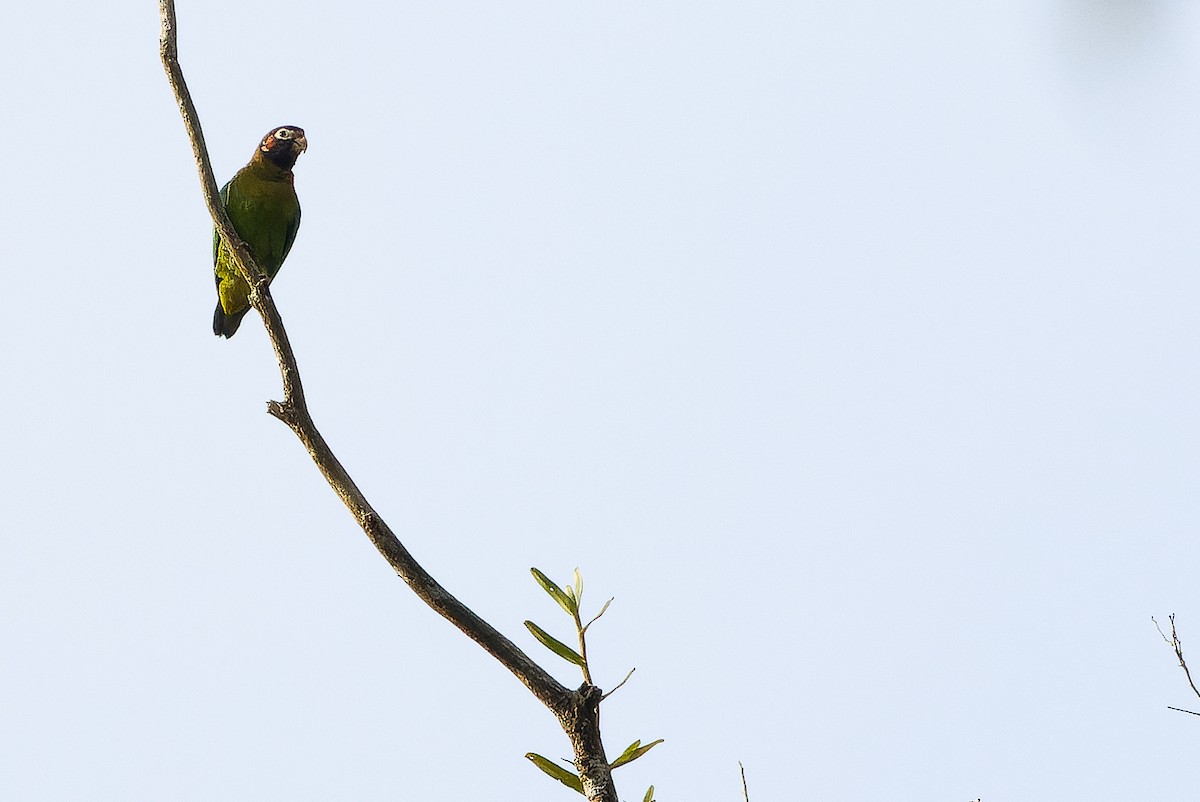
3, 1, 1200, 799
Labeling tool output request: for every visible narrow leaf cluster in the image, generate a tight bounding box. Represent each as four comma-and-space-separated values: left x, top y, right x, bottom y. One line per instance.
524, 568, 663, 796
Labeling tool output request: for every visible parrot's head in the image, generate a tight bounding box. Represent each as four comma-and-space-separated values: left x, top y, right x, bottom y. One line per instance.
258, 125, 307, 170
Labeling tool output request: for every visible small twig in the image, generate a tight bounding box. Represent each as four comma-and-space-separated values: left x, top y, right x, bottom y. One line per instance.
1167, 706, 1200, 716
739, 761, 750, 802
1153, 614, 1200, 702
600, 667, 635, 701
583, 597, 615, 633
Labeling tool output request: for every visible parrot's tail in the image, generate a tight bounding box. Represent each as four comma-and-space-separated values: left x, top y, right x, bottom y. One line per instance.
213, 304, 247, 338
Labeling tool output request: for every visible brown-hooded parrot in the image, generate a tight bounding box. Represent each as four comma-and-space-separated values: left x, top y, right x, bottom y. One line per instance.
212, 125, 307, 338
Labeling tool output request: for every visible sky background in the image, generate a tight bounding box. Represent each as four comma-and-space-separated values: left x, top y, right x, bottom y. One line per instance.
3, 1, 1200, 799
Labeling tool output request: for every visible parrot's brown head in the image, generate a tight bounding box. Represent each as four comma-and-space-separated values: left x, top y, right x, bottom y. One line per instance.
258, 125, 307, 170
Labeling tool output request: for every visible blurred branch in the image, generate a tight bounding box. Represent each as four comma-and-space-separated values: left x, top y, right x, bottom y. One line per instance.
1153, 613, 1200, 715
1166, 706, 1200, 717
158, 3, 617, 799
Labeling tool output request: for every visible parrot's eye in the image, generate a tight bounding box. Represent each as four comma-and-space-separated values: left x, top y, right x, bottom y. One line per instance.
275, 128, 293, 140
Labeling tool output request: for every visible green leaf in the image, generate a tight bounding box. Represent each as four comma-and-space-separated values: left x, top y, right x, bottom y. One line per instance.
531, 567, 577, 616
642, 785, 656, 802
610, 738, 665, 770
582, 597, 614, 633
525, 620, 586, 667
573, 567, 584, 606
525, 753, 584, 795
609, 739, 640, 768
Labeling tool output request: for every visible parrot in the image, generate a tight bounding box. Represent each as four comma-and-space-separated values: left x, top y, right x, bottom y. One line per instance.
212, 125, 307, 338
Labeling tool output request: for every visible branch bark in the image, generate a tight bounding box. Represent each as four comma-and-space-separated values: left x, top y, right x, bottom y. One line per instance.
159, 3, 618, 798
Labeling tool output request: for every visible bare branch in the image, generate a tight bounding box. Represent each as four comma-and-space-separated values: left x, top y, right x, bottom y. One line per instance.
1153, 614, 1200, 703
158, 3, 618, 798
739, 761, 750, 802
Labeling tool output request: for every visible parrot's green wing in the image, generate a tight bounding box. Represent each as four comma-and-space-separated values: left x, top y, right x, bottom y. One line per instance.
281, 204, 301, 265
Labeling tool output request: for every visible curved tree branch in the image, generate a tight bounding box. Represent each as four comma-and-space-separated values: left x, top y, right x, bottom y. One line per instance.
158, 3, 617, 799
